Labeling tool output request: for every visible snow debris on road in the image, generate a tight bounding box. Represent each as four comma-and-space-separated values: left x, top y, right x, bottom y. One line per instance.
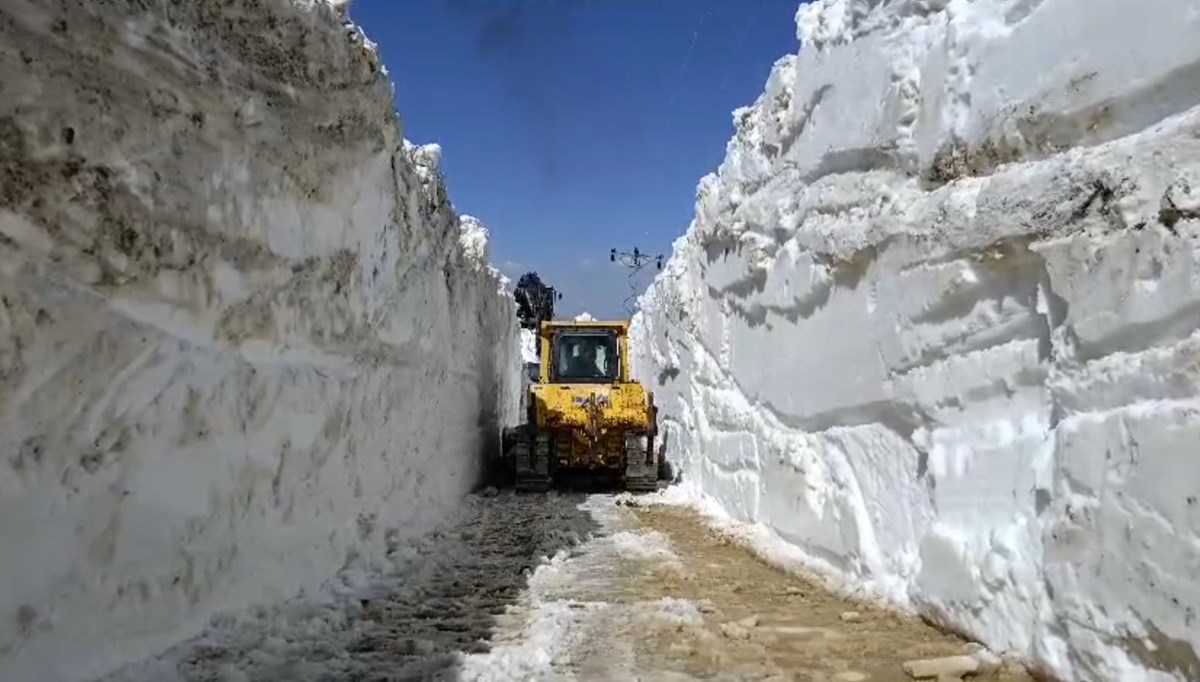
631, 483, 907, 610
0, 1, 520, 679
102, 492, 713, 682
105, 492, 600, 682
458, 495, 690, 681
84, 485, 1036, 682
608, 529, 678, 563
631, 0, 1200, 680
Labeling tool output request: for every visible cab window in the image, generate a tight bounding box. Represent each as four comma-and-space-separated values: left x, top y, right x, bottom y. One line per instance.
552, 332, 618, 382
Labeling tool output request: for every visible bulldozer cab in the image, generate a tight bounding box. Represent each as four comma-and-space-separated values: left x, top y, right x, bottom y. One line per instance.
538, 321, 630, 385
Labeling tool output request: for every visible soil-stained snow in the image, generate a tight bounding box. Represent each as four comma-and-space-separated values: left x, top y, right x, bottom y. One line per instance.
0, 1, 519, 680
631, 1, 1200, 680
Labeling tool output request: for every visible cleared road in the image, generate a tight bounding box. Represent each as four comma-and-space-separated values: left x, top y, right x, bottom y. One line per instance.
105, 490, 1033, 682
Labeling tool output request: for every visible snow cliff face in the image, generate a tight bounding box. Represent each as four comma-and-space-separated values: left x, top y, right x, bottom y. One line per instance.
0, 1, 519, 680
632, 0, 1200, 680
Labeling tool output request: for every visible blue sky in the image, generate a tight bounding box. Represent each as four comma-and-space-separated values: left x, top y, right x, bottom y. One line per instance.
349, 0, 800, 318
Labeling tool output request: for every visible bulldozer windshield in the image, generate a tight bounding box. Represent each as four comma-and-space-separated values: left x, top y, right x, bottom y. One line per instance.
551, 331, 619, 383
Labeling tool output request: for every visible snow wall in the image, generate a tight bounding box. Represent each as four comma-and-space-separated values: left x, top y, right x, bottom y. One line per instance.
0, 1, 521, 680
631, 1, 1200, 680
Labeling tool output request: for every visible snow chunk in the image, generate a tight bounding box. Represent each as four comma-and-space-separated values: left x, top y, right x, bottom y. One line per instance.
636, 597, 705, 626
458, 215, 492, 270
520, 328, 539, 365
608, 529, 678, 563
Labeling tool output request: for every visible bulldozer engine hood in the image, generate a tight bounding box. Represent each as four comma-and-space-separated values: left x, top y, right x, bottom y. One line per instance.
530, 383, 651, 433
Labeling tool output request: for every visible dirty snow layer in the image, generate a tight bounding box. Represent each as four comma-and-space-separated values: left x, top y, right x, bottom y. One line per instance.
0, 1, 519, 680
631, 0, 1200, 680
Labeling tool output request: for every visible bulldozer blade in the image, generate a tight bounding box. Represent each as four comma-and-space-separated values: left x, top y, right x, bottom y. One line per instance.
515, 477, 551, 493
622, 476, 659, 493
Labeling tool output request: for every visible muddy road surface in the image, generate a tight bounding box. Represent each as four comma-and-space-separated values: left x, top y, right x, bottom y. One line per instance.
105, 491, 1032, 682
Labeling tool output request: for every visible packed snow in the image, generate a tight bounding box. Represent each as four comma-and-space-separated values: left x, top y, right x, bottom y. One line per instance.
0, 1, 519, 680
520, 328, 539, 365
631, 0, 1200, 680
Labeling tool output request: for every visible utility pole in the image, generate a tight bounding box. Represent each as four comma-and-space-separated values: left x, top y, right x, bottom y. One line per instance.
610, 247, 665, 316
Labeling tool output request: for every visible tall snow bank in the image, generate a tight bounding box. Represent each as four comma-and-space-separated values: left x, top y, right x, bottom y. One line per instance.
0, 1, 520, 680
632, 1, 1200, 680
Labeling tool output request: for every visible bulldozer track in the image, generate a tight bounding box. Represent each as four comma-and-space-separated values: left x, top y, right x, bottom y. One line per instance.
622, 478, 659, 493
623, 433, 659, 493
513, 433, 551, 493
515, 479, 551, 493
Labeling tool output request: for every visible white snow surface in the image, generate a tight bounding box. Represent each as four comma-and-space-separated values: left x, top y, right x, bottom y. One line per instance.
520, 328, 539, 365
631, 1, 1200, 680
0, 1, 520, 680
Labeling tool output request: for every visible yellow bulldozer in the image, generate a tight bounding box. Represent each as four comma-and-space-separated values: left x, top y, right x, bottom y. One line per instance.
500, 318, 663, 492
